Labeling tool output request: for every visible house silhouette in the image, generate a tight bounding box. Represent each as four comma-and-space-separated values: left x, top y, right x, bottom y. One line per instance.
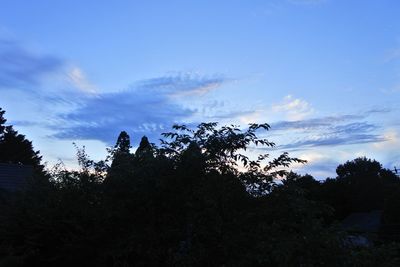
0, 163, 33, 192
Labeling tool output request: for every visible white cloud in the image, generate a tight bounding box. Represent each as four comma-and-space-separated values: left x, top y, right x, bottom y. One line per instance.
67, 67, 97, 94
298, 151, 329, 163
238, 109, 264, 124
272, 95, 314, 120
372, 129, 399, 150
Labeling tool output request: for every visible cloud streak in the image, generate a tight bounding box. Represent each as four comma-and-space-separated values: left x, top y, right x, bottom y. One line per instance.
0, 39, 63, 89
281, 133, 385, 149
277, 120, 386, 149
53, 73, 228, 144
271, 114, 363, 131
137, 73, 227, 96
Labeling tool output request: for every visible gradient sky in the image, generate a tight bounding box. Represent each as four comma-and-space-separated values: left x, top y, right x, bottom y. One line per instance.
0, 0, 399, 178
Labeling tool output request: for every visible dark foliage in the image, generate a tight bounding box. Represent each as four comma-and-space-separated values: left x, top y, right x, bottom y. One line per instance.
0, 108, 42, 168
0, 107, 399, 266
319, 157, 399, 220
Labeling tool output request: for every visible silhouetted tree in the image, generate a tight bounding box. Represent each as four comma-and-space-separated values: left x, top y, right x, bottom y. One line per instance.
115, 131, 131, 153
283, 171, 320, 191
1, 113, 400, 266
336, 157, 382, 181
160, 122, 306, 195
337, 157, 396, 212
108, 131, 134, 175
319, 157, 399, 220
0, 108, 6, 133
0, 107, 42, 167
135, 136, 154, 159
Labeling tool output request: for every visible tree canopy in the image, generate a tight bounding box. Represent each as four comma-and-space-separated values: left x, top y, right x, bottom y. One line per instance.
0, 107, 399, 266
0, 108, 42, 167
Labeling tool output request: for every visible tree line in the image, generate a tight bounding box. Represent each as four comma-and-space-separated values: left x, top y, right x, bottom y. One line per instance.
0, 107, 399, 266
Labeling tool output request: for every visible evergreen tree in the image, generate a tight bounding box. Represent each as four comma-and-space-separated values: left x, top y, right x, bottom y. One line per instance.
110, 131, 132, 166
106, 131, 134, 182
0, 108, 6, 134
115, 131, 131, 153
0, 107, 42, 167
135, 136, 154, 161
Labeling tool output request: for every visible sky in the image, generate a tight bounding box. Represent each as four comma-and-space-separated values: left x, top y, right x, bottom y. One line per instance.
0, 0, 399, 178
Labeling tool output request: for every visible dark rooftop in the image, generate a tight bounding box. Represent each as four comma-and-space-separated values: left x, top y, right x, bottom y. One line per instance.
342, 210, 382, 233
0, 163, 33, 192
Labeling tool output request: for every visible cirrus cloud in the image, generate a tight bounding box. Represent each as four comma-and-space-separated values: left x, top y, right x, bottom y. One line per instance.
52, 73, 229, 144
0, 38, 63, 90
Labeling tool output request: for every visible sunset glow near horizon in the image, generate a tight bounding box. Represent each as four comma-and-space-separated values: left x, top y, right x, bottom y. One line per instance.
1, 0, 399, 178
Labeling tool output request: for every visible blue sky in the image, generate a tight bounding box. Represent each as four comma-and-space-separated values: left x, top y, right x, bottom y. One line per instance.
0, 0, 399, 178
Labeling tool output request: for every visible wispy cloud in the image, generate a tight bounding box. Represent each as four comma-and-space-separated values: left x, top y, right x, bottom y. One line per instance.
67, 67, 98, 94
263, 106, 392, 151
373, 129, 399, 151
52, 73, 228, 144
271, 114, 363, 131
278, 121, 385, 149
281, 133, 385, 149
0, 40, 228, 145
365, 107, 392, 115
0, 39, 63, 89
137, 72, 227, 96
272, 95, 314, 120
205, 110, 257, 120
271, 107, 391, 132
